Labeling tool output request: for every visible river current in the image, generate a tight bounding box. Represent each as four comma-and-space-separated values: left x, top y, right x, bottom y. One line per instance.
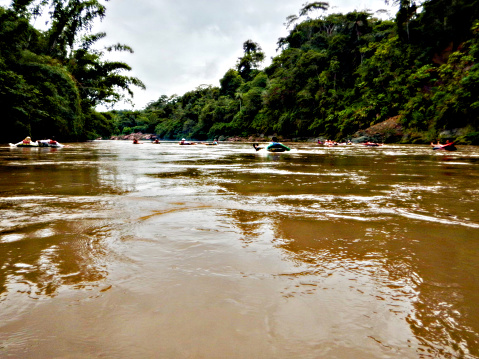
0, 141, 478, 358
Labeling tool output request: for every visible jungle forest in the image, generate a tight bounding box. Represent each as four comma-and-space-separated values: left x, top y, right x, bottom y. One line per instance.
2, 0, 479, 144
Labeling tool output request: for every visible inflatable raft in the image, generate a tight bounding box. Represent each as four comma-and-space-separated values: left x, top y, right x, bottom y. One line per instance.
266, 143, 291, 152
433, 144, 457, 151
10, 139, 64, 148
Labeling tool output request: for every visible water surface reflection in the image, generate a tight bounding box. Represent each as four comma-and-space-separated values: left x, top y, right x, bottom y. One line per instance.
0, 141, 478, 358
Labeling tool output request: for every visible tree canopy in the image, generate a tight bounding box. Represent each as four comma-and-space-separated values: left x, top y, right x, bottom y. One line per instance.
0, 0, 145, 142
3, 0, 479, 144
106, 0, 479, 144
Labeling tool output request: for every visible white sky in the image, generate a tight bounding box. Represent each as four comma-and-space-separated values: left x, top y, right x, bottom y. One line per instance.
0, 0, 398, 110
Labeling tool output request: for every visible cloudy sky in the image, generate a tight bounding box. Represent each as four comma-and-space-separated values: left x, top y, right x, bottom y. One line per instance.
1, 0, 398, 110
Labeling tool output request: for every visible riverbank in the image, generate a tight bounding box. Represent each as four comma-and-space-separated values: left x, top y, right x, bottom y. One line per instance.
107, 117, 479, 145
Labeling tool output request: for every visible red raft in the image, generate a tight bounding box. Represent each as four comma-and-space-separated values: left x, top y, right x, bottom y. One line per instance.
432, 142, 457, 151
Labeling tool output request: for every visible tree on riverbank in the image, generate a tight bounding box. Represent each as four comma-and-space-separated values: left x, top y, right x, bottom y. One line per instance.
0, 0, 145, 142
107, 0, 479, 144
2, 1, 479, 144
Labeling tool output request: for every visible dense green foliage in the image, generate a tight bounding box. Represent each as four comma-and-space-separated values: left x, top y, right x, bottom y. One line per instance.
3, 1, 479, 144
109, 0, 479, 144
0, 0, 144, 142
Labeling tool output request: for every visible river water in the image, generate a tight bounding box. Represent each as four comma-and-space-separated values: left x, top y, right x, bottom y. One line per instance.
0, 141, 478, 358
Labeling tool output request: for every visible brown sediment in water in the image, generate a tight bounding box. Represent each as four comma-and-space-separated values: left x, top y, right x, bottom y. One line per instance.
0, 141, 478, 358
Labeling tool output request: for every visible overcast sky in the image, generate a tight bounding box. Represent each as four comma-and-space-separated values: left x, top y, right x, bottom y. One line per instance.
1, 0, 398, 110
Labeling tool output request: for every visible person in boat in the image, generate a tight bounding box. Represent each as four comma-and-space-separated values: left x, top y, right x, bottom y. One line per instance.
153, 139, 160, 144
179, 138, 196, 145
324, 139, 338, 146
133, 139, 140, 144
431, 139, 447, 147
432, 139, 456, 150
203, 138, 218, 145
363, 141, 381, 146
267, 137, 291, 152
11, 136, 37, 147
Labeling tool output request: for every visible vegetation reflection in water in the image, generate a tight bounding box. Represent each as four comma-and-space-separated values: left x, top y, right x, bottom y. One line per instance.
0, 146, 123, 298
222, 149, 478, 355
0, 141, 478, 358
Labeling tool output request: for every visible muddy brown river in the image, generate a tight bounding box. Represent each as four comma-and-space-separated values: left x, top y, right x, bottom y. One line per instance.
1, 141, 478, 358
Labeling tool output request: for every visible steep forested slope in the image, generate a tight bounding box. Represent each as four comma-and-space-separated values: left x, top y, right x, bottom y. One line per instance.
2, 1, 479, 144
111, 0, 479, 144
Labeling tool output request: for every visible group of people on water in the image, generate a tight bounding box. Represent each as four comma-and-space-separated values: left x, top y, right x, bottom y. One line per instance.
14, 135, 460, 152
318, 139, 353, 146
23, 136, 59, 145
133, 138, 160, 144
178, 138, 218, 145
319, 139, 383, 146
132, 138, 220, 145
132, 136, 431, 149
20, 134, 456, 150
13, 136, 62, 147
